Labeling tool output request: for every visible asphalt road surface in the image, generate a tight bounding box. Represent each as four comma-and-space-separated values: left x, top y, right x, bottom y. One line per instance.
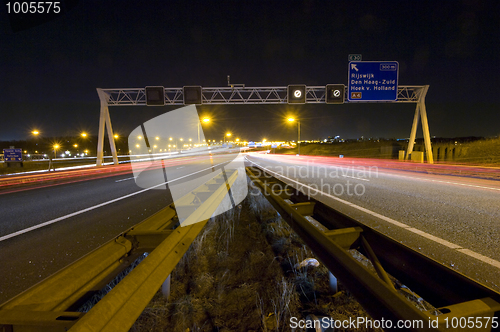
245, 153, 500, 294
1, 151, 499, 306
0, 150, 239, 304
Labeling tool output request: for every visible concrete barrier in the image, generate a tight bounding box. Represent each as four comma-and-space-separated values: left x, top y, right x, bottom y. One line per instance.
399, 150, 405, 161
410, 151, 424, 163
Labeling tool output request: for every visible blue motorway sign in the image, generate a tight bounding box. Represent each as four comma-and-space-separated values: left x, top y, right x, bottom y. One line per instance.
3, 148, 22, 162
348, 61, 399, 101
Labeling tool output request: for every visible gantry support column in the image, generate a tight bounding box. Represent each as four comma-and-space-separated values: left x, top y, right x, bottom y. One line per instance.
405, 85, 433, 164
96, 88, 119, 166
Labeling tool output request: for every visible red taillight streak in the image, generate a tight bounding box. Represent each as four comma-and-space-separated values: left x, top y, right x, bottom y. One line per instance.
0, 154, 231, 194
0, 169, 135, 195
253, 154, 500, 178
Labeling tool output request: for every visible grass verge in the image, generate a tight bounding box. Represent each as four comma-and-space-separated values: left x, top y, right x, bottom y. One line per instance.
131, 180, 384, 331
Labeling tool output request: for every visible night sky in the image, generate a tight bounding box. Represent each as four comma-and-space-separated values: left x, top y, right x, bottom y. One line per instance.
1, 0, 499, 142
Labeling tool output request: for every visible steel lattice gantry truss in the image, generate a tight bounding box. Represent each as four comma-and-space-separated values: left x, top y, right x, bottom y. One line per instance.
100, 85, 426, 106
96, 85, 433, 165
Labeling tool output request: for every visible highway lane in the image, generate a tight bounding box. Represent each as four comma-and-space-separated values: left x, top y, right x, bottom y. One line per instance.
3, 149, 497, 305
0, 151, 240, 304
246, 153, 500, 292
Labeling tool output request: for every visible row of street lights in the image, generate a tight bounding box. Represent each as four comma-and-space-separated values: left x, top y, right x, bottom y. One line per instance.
31, 115, 300, 156
30, 130, 97, 158
133, 135, 242, 154
199, 118, 238, 144
31, 130, 95, 138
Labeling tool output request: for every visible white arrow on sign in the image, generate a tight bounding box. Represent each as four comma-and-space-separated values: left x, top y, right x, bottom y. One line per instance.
351, 64, 359, 72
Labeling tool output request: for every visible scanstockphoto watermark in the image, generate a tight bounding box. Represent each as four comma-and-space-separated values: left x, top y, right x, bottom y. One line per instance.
250, 161, 379, 181
281, 162, 379, 181
290, 316, 425, 330
249, 178, 367, 197
290, 316, 500, 330
249, 161, 379, 198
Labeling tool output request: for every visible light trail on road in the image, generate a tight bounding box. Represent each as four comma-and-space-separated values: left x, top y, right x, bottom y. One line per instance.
245, 153, 500, 292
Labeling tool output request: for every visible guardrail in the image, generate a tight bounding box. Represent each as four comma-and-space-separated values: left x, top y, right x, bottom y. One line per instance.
245, 165, 500, 331
0, 169, 239, 331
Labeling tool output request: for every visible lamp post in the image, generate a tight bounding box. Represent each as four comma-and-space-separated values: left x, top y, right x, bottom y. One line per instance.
287, 117, 301, 155
31, 130, 40, 155
47, 143, 59, 171
53, 144, 60, 159
199, 117, 210, 144
113, 134, 119, 154
80, 132, 89, 155
224, 132, 231, 144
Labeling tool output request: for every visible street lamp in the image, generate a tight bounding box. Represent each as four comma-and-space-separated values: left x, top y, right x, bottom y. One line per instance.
53, 144, 60, 158
112, 134, 120, 153
225, 132, 231, 143
31, 130, 40, 155
79, 132, 91, 156
287, 117, 301, 155
198, 117, 210, 144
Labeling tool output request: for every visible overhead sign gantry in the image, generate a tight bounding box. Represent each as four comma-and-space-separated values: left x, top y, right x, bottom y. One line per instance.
96, 81, 433, 166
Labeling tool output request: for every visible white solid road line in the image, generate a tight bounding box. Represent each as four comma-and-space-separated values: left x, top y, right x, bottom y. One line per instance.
0, 161, 228, 242
246, 157, 500, 269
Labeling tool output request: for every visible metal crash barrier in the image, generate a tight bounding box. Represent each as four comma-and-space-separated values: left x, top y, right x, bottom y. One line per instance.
0, 169, 239, 332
